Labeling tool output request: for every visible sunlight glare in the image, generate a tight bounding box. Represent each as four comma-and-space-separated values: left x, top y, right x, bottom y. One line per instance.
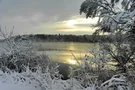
66, 20, 77, 26
68, 59, 76, 65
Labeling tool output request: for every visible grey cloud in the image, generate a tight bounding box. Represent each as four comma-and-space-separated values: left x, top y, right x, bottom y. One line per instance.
0, 0, 86, 35
0, 0, 84, 21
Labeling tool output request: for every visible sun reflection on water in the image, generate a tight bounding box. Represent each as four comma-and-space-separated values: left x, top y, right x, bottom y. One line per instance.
68, 59, 76, 65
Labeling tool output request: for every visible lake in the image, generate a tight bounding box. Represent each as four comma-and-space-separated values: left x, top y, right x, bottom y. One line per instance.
37, 42, 98, 65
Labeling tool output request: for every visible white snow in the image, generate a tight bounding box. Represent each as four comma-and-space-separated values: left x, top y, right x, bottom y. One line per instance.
0, 82, 37, 90
0, 70, 40, 90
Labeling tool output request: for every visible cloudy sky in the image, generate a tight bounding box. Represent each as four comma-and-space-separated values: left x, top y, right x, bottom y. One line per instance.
0, 0, 98, 35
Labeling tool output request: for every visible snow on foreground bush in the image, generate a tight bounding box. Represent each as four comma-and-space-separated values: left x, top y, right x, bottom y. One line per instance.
0, 68, 132, 90
0, 67, 88, 90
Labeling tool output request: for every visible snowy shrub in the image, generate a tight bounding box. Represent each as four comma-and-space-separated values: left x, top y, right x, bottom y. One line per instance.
69, 53, 99, 88
100, 74, 131, 90
0, 36, 50, 72
70, 66, 98, 88
0, 66, 86, 90
0, 28, 52, 73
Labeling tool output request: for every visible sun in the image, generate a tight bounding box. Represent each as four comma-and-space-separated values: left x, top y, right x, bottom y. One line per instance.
66, 20, 77, 26
68, 59, 76, 65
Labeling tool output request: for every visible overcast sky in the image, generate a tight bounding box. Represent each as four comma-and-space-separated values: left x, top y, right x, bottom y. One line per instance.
0, 0, 97, 35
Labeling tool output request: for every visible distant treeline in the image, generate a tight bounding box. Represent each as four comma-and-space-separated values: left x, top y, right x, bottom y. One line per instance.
13, 34, 116, 43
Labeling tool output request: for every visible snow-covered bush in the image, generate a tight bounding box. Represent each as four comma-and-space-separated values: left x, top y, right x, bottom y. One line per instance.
100, 74, 130, 90
0, 37, 50, 72
70, 66, 98, 88
0, 28, 54, 74
0, 65, 88, 90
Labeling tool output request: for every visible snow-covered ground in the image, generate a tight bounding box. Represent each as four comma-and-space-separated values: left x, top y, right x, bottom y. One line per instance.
0, 82, 37, 90
0, 70, 40, 90
0, 69, 95, 90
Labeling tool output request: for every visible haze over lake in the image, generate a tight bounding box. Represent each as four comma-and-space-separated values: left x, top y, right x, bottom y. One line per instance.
37, 42, 98, 65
